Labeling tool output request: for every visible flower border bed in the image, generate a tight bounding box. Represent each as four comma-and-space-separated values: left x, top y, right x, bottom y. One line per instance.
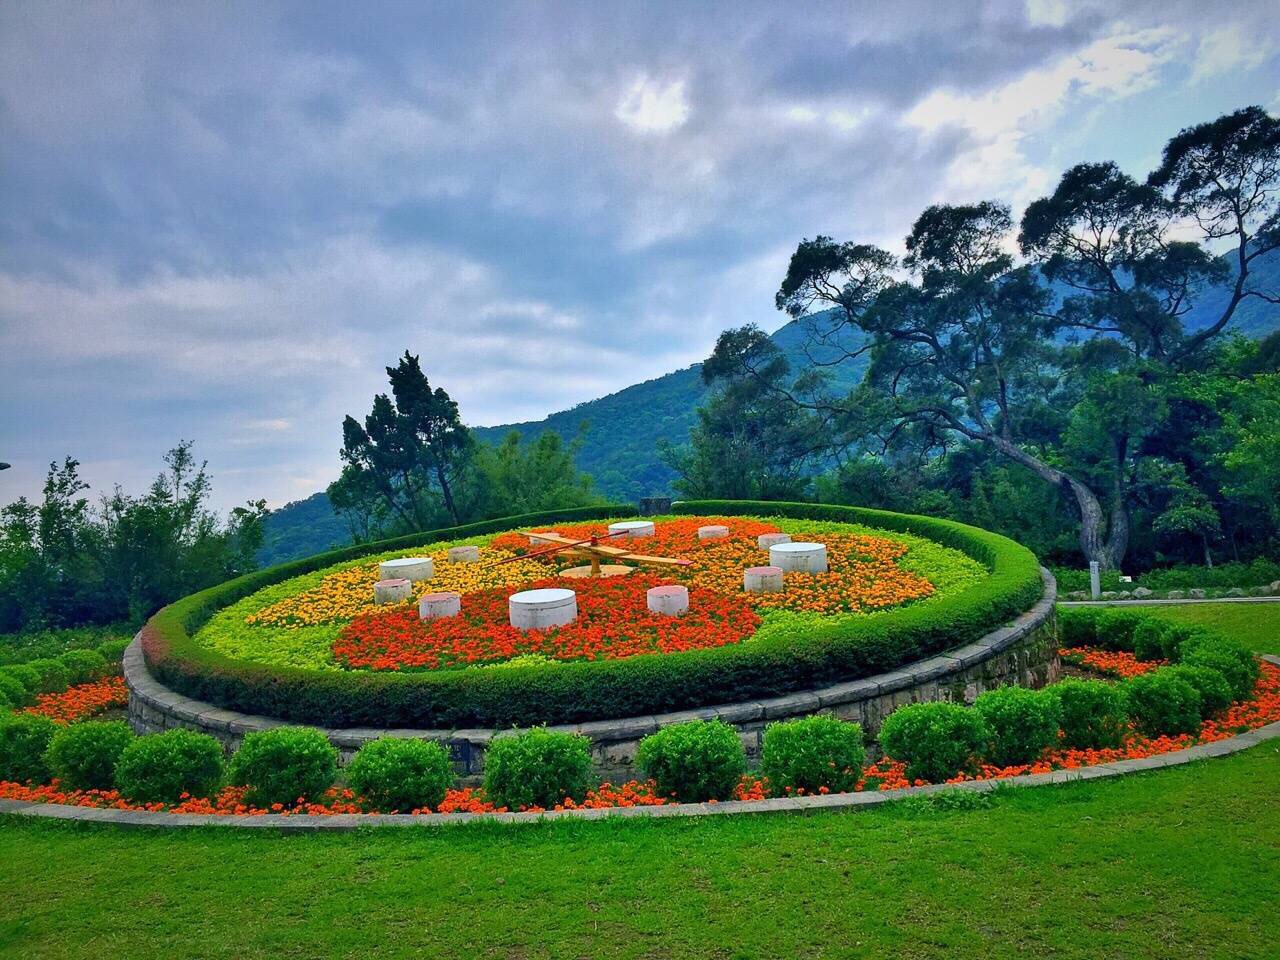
4, 673, 1277, 829
138, 501, 1045, 729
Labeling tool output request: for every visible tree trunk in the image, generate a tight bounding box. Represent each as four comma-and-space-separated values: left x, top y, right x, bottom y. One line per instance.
987, 435, 1128, 570
435, 463, 460, 526
1202, 534, 1213, 568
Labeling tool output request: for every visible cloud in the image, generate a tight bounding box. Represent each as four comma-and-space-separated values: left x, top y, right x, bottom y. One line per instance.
1191, 26, 1273, 82
615, 75, 692, 133
1, 0, 1276, 510
904, 26, 1182, 205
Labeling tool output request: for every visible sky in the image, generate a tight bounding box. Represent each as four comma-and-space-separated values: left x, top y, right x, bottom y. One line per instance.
2, 1, 1278, 512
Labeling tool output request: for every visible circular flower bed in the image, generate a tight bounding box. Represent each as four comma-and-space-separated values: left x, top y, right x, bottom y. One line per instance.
334, 573, 761, 671
137, 503, 1043, 730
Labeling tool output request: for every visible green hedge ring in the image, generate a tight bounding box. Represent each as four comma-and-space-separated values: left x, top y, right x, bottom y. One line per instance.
139, 501, 1044, 730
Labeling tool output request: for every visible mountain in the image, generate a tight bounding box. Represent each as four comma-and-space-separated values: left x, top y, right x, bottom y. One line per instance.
1180, 247, 1280, 339
470, 311, 866, 503
257, 313, 864, 565
259, 257, 1280, 567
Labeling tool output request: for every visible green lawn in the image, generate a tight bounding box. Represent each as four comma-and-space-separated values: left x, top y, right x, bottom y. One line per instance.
1139, 601, 1280, 655
1, 746, 1277, 960
0, 603, 1276, 959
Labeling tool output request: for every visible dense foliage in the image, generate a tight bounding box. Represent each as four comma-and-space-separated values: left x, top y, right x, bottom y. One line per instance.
636, 719, 747, 802
973, 686, 1062, 768
227, 727, 338, 808
114, 728, 226, 804
672, 106, 1280, 573
878, 702, 990, 783
482, 727, 593, 810
343, 737, 454, 813
1050, 679, 1129, 750
43, 720, 134, 791
0, 713, 57, 784
0, 443, 265, 633
760, 714, 866, 796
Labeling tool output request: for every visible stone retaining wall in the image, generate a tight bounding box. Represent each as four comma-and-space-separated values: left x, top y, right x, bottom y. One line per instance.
127, 569, 1059, 781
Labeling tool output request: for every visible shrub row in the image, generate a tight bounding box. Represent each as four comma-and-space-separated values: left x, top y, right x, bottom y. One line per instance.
0, 643, 117, 711
139, 501, 1044, 729
1053, 557, 1280, 594
862, 609, 1261, 783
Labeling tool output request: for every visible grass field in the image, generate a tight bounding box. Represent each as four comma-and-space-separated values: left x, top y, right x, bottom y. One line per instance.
1139, 601, 1280, 655
0, 603, 1276, 960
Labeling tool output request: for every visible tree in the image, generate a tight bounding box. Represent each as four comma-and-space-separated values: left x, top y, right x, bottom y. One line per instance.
337, 352, 475, 531
713, 107, 1280, 569
0, 444, 266, 631
474, 429, 601, 516
660, 328, 827, 500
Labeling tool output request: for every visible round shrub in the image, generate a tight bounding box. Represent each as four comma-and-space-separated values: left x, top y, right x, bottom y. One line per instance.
97, 637, 132, 666
973, 686, 1062, 768
345, 737, 454, 812
1124, 670, 1202, 737
115, 729, 225, 804
24, 658, 71, 694
44, 720, 135, 790
0, 664, 42, 696
1051, 678, 1129, 749
760, 714, 865, 797
228, 726, 337, 808
484, 727, 593, 810
1178, 636, 1259, 701
637, 719, 747, 802
878, 701, 989, 783
58, 648, 110, 685
0, 713, 58, 784
1094, 609, 1144, 651
1164, 665, 1233, 719
0, 688, 11, 712
1131, 620, 1172, 663
0, 672, 29, 708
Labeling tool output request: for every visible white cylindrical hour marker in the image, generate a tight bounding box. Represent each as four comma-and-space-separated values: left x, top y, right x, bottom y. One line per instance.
608, 520, 655, 539
374, 578, 413, 604
769, 542, 828, 573
509, 588, 578, 630
743, 566, 784, 593
447, 545, 480, 563
379, 557, 434, 582
646, 584, 689, 616
419, 591, 462, 620
757, 533, 792, 550
697, 525, 730, 540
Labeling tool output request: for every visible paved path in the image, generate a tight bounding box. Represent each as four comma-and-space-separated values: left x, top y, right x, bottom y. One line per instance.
1060, 596, 1280, 607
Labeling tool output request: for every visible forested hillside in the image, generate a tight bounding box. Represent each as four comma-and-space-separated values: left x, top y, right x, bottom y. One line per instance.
259, 314, 864, 564
260, 250, 1279, 567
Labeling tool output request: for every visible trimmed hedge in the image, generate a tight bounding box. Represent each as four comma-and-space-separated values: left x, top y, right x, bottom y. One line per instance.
44, 720, 135, 791
228, 726, 338, 808
973, 686, 1061, 767
483, 727, 592, 810
760, 714, 865, 796
138, 501, 1045, 729
0, 713, 58, 783
344, 738, 454, 813
115, 729, 226, 804
879, 701, 989, 783
637, 719, 747, 802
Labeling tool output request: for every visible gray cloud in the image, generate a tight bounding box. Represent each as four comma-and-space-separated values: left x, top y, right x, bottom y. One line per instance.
1, 0, 1277, 509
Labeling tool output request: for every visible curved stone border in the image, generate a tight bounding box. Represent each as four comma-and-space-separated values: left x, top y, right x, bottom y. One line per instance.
126, 569, 1060, 779
4, 684, 1276, 830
